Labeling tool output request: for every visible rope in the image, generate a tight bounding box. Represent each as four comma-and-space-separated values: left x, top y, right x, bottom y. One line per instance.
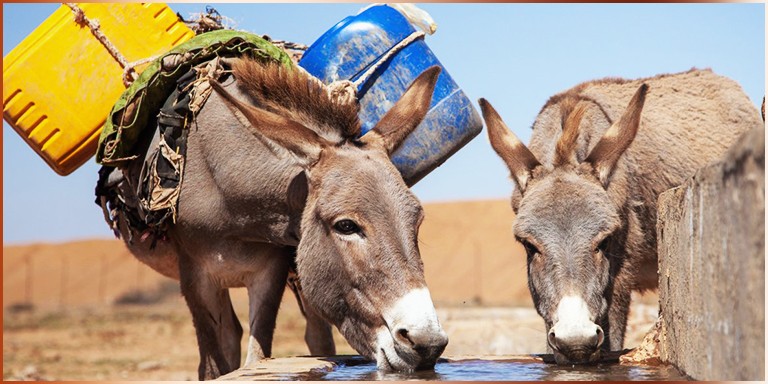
267, 39, 309, 65
121, 55, 159, 86
319, 30, 426, 106
180, 6, 235, 34
65, 3, 150, 87
66, 4, 424, 100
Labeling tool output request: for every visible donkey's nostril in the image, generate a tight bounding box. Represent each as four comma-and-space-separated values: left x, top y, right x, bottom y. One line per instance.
595, 326, 605, 348
548, 330, 558, 349
396, 328, 413, 346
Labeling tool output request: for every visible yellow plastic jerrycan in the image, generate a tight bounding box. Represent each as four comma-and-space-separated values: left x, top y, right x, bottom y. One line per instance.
3, 3, 194, 175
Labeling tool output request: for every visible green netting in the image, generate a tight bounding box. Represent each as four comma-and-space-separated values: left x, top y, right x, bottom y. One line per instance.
96, 29, 293, 165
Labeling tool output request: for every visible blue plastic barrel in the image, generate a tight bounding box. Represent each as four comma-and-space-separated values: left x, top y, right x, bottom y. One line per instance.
299, 4, 483, 186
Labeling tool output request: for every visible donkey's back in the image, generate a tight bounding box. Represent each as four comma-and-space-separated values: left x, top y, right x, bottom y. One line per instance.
530, 69, 761, 197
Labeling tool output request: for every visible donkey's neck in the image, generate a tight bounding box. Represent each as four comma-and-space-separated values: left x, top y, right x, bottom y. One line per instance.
176, 82, 311, 247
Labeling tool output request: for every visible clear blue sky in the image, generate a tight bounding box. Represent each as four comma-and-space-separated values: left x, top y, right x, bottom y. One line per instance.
3, 3, 764, 245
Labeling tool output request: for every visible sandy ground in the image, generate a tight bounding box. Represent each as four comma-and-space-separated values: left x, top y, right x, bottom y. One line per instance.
3, 199, 660, 380
4, 294, 322, 381
3, 292, 658, 380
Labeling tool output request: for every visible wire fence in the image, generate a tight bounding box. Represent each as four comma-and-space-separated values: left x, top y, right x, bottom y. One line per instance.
3, 242, 174, 311
3, 201, 534, 311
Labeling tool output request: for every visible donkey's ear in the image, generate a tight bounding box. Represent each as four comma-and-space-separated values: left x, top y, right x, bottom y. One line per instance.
365, 66, 441, 155
211, 81, 330, 165
480, 98, 541, 192
585, 83, 648, 188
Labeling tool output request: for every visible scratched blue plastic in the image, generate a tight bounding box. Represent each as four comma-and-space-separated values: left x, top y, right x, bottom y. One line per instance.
299, 4, 483, 185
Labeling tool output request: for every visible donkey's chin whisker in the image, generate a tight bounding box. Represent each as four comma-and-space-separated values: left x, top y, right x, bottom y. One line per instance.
378, 346, 415, 372
377, 348, 394, 371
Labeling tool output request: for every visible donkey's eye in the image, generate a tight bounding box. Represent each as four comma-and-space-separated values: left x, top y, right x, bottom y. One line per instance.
520, 240, 540, 257
334, 219, 361, 235
596, 237, 611, 254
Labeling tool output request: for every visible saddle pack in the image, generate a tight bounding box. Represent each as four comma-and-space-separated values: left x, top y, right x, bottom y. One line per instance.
95, 30, 292, 246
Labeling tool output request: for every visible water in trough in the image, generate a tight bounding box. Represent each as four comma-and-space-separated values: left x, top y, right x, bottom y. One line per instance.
294, 357, 690, 381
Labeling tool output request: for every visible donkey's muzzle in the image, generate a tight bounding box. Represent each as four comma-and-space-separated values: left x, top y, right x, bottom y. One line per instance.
393, 326, 449, 369
548, 324, 604, 364
382, 287, 448, 370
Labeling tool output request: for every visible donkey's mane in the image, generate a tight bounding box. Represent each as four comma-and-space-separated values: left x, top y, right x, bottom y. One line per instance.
232, 58, 362, 141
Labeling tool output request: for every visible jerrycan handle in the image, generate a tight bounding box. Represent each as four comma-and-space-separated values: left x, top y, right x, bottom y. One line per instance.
356, 3, 437, 35
322, 29, 426, 105
324, 4, 436, 104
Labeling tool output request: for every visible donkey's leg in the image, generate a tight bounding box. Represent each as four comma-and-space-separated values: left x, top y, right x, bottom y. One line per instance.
606, 289, 631, 351
303, 296, 336, 356
287, 281, 336, 356
178, 255, 243, 380
243, 245, 291, 367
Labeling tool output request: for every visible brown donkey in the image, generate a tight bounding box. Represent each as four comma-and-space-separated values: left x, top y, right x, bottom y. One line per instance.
111, 60, 448, 379
480, 69, 762, 364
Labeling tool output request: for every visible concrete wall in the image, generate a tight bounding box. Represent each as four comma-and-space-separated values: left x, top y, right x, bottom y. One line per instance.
656, 126, 764, 380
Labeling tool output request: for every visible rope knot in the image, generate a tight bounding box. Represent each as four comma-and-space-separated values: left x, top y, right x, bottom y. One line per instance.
298, 29, 426, 108
327, 80, 358, 106
72, 7, 86, 25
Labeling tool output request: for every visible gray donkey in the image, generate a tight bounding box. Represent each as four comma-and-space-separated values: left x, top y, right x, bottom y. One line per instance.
480, 69, 762, 364
109, 59, 448, 379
